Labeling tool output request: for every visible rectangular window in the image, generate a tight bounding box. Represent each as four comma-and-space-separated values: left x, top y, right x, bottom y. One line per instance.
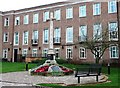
93, 3, 101, 15
110, 46, 119, 58
79, 5, 86, 17
94, 47, 102, 58
54, 27, 61, 43
3, 32, 9, 42
66, 47, 73, 59
55, 48, 60, 59
22, 49, 28, 57
93, 23, 102, 40
23, 31, 29, 45
32, 49, 37, 57
33, 13, 39, 23
66, 27, 73, 43
43, 11, 49, 22
3, 49, 8, 58
24, 15, 29, 24
43, 29, 49, 44
108, 0, 117, 13
66, 7, 73, 19
79, 47, 86, 59
4, 17, 9, 26
42, 48, 48, 58
109, 22, 118, 40
79, 25, 87, 41
14, 32, 19, 45
32, 30, 38, 44
54, 9, 61, 20
15, 16, 20, 25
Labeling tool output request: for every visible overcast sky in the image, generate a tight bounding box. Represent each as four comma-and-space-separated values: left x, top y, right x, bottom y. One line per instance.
0, 0, 68, 11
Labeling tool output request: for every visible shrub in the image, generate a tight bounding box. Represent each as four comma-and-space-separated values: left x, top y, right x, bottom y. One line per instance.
31, 58, 47, 65
56, 59, 67, 64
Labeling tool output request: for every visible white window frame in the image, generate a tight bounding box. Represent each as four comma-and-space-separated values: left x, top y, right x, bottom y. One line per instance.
24, 15, 29, 24
66, 7, 73, 19
54, 27, 61, 43
109, 45, 119, 59
3, 49, 8, 58
54, 9, 61, 20
3, 32, 9, 42
14, 32, 19, 45
15, 16, 20, 25
42, 48, 48, 57
33, 13, 39, 23
79, 47, 86, 59
66, 47, 73, 59
55, 48, 60, 59
79, 25, 87, 41
4, 17, 9, 26
32, 48, 38, 57
94, 47, 102, 59
108, 0, 117, 13
22, 49, 28, 57
43, 11, 49, 22
93, 3, 101, 15
79, 5, 86, 17
66, 27, 73, 43
23, 31, 29, 45
43, 28, 49, 44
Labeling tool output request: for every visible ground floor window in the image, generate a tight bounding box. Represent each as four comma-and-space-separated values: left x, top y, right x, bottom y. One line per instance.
3, 49, 8, 58
79, 47, 86, 59
32, 49, 37, 57
55, 48, 60, 59
110, 46, 119, 58
22, 49, 28, 57
42, 48, 48, 58
66, 47, 73, 59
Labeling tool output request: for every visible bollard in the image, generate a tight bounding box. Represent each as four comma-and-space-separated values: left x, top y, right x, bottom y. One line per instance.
108, 63, 110, 75
26, 62, 28, 71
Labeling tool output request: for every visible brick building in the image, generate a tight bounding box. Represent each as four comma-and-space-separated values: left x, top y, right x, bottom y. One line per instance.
0, 0, 120, 63
0, 11, 2, 58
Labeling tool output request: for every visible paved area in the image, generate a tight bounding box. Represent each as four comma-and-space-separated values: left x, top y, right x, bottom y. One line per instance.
0, 71, 107, 86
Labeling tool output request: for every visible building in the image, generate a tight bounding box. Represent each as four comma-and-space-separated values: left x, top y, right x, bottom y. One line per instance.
0, 0, 120, 63
0, 11, 2, 58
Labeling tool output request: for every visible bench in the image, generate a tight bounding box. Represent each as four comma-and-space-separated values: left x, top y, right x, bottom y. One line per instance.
75, 64, 102, 83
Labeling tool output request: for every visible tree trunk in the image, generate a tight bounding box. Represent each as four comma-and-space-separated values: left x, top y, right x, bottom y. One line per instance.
96, 57, 99, 64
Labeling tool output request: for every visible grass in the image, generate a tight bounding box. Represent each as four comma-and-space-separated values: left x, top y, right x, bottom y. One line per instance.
0, 62, 37, 73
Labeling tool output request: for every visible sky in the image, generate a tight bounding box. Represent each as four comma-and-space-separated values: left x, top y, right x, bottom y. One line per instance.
0, 0, 68, 11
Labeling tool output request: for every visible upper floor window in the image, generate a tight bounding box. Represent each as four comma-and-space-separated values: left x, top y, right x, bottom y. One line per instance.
15, 16, 20, 25
14, 32, 19, 45
3, 32, 9, 42
43, 28, 49, 44
110, 45, 119, 58
93, 3, 101, 15
3, 49, 8, 58
79, 47, 86, 59
24, 15, 29, 24
54, 27, 61, 43
79, 25, 87, 41
66, 27, 73, 43
23, 31, 29, 45
43, 11, 49, 22
54, 9, 61, 20
109, 22, 118, 40
93, 23, 102, 40
108, 0, 117, 13
66, 7, 73, 19
4, 17, 9, 26
79, 5, 86, 17
32, 30, 38, 44
33, 13, 39, 23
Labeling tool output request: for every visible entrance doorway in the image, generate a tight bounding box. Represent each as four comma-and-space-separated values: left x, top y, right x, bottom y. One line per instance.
14, 49, 18, 62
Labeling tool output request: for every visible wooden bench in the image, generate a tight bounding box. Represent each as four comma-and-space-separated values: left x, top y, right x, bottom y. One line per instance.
75, 64, 102, 83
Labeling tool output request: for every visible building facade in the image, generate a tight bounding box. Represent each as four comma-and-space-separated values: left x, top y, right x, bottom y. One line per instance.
0, 0, 120, 63
0, 11, 2, 58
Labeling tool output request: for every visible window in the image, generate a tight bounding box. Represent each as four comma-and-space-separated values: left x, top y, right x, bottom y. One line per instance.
22, 49, 28, 57
55, 48, 60, 59
109, 22, 118, 40
14, 32, 19, 45
43, 11, 49, 22
108, 0, 117, 13
32, 49, 37, 57
79, 47, 86, 59
54, 27, 61, 43
24, 15, 29, 24
79, 25, 87, 41
54, 9, 61, 20
66, 27, 73, 43
33, 13, 39, 23
42, 48, 48, 57
4, 17, 9, 26
94, 47, 102, 58
15, 16, 20, 25
93, 23, 102, 40
32, 30, 38, 44
93, 3, 101, 15
79, 5, 86, 17
3, 33, 9, 42
3, 49, 8, 58
23, 31, 29, 45
66, 7, 73, 19
66, 47, 73, 59
110, 46, 119, 58
43, 29, 49, 44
